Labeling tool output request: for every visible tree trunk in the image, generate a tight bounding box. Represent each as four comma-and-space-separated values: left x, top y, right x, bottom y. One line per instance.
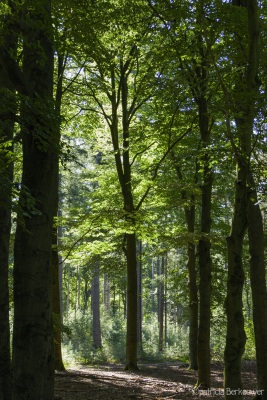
137, 240, 143, 349
0, 71, 14, 400
103, 274, 110, 313
52, 51, 65, 370
196, 89, 212, 390
151, 259, 156, 313
91, 264, 102, 349
52, 225, 65, 371
180, 1, 212, 384
185, 205, 198, 370
247, 177, 267, 399
125, 233, 138, 370
245, 1, 267, 397
224, 167, 247, 399
224, 1, 267, 398
12, 1, 56, 399
158, 256, 164, 353
0, 7, 17, 399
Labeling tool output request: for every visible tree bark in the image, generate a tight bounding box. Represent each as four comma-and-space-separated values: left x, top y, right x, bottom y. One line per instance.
91, 264, 102, 349
224, 167, 247, 399
180, 1, 212, 384
0, 6, 17, 399
12, 1, 56, 399
52, 51, 65, 369
245, 1, 267, 397
52, 224, 65, 371
0, 108, 13, 400
125, 232, 138, 370
185, 205, 198, 370
0, 66, 14, 400
224, 1, 267, 398
196, 77, 212, 391
158, 256, 164, 353
103, 274, 110, 313
108, 59, 139, 370
247, 175, 267, 399
137, 240, 143, 349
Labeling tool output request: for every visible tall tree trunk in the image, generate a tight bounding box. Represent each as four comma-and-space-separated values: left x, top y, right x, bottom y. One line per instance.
197, 154, 212, 388
52, 225, 65, 371
151, 259, 156, 313
137, 240, 143, 349
196, 82, 212, 390
224, 165, 247, 399
245, 1, 267, 397
158, 256, 164, 353
247, 175, 267, 399
185, 205, 198, 370
164, 255, 168, 349
52, 53, 65, 371
0, 6, 17, 399
180, 1, 213, 384
0, 70, 15, 400
108, 59, 139, 370
12, 1, 56, 399
103, 274, 110, 313
125, 232, 138, 370
224, 1, 267, 398
91, 264, 102, 349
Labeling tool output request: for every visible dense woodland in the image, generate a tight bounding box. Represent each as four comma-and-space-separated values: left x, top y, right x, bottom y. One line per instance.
0, 0, 267, 399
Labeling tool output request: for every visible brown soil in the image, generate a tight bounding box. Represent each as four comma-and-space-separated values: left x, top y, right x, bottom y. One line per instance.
55, 361, 258, 399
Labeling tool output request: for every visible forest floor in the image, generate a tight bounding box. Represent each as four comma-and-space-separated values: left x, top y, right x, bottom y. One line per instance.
55, 360, 258, 400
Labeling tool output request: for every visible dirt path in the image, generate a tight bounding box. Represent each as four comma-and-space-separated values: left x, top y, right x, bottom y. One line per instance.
55, 361, 258, 400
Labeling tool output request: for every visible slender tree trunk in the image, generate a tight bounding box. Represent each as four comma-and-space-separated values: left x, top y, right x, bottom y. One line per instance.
246, 1, 267, 397
151, 259, 156, 313
125, 232, 138, 370
91, 264, 102, 349
52, 52, 66, 371
196, 89, 212, 390
103, 274, 110, 313
137, 240, 143, 349
52, 225, 65, 371
247, 176, 267, 399
66, 264, 70, 316
0, 7, 17, 399
185, 205, 198, 370
12, 1, 56, 399
0, 73, 14, 400
164, 255, 168, 348
158, 256, 164, 352
84, 280, 90, 312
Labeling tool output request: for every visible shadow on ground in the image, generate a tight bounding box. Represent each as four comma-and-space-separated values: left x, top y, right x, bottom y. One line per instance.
55, 361, 257, 400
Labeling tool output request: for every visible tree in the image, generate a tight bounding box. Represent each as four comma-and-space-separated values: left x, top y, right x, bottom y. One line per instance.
91, 261, 102, 349
0, 2, 17, 398
61, 0, 195, 369
12, 0, 57, 398
219, 0, 267, 398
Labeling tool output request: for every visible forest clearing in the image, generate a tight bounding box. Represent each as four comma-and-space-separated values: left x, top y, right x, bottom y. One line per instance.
54, 362, 258, 400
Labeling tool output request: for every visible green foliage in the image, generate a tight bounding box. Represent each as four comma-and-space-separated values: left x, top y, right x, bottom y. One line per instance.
62, 308, 191, 365
5, 0, 265, 375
